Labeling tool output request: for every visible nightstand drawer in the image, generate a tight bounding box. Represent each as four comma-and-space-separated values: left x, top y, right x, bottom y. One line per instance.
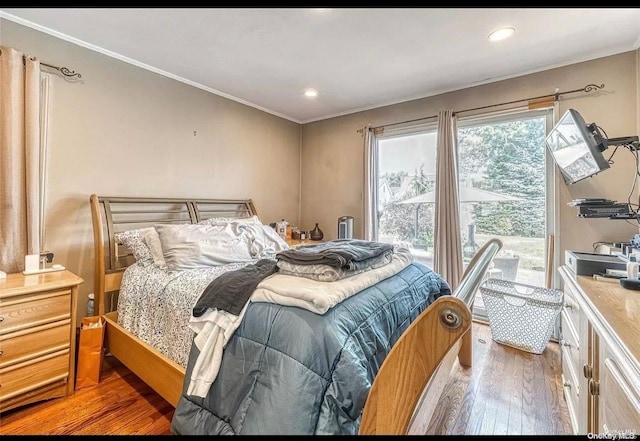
0, 320, 71, 369
0, 289, 71, 336
0, 349, 69, 401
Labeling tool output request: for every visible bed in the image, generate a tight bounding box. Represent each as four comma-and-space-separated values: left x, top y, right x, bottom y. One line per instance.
90, 194, 497, 435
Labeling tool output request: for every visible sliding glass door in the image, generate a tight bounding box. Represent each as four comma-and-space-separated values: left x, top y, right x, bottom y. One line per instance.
457, 108, 553, 318
373, 108, 555, 322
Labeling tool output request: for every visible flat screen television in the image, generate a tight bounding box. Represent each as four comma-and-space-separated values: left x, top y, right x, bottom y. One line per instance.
546, 109, 609, 185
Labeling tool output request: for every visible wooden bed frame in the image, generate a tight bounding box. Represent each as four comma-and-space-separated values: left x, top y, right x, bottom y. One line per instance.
90, 194, 257, 407
89, 193, 500, 433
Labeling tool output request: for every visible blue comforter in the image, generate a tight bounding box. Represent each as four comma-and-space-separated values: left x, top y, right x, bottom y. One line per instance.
171, 262, 450, 435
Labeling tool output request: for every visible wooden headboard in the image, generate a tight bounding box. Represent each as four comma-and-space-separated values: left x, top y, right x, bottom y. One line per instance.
89, 194, 257, 316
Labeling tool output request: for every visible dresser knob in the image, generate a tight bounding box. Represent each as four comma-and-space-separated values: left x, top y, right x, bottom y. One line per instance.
560, 339, 579, 351
563, 380, 571, 388
589, 379, 600, 396
0, 316, 4, 322
0, 349, 3, 356
563, 302, 573, 309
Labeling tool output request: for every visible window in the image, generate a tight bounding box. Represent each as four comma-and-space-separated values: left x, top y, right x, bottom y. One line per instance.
375, 123, 438, 267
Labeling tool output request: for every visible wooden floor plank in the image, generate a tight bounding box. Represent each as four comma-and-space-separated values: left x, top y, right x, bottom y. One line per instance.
507, 348, 525, 434
0, 322, 570, 435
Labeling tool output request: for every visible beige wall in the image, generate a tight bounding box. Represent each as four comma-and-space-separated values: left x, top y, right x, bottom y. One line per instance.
1, 20, 301, 319
301, 51, 639, 275
3, 17, 639, 316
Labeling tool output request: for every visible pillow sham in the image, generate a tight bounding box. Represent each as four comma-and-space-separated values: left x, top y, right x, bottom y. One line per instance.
198, 215, 261, 226
240, 223, 289, 259
155, 223, 254, 271
141, 227, 168, 269
114, 228, 154, 265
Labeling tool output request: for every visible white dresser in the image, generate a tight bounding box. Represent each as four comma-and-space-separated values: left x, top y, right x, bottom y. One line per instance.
558, 266, 640, 435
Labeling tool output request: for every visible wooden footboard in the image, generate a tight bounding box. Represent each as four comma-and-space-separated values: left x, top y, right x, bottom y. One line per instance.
103, 311, 185, 407
359, 296, 472, 435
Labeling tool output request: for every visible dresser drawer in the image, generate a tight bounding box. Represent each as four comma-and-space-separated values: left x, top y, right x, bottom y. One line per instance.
0, 289, 71, 336
560, 309, 581, 381
561, 280, 581, 341
0, 349, 69, 401
0, 320, 71, 369
562, 348, 580, 434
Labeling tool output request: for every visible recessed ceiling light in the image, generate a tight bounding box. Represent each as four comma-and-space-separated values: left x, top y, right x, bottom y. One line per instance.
304, 89, 318, 98
488, 27, 515, 42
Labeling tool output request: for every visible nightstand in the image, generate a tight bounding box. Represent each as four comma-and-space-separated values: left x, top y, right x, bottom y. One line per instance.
286, 239, 326, 248
0, 270, 83, 413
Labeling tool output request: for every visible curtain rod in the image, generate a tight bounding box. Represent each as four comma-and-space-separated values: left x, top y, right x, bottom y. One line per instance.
358, 83, 605, 133
42, 61, 82, 79
22, 55, 82, 79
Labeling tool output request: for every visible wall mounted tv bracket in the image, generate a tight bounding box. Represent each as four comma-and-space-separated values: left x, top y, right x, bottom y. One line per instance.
587, 123, 639, 151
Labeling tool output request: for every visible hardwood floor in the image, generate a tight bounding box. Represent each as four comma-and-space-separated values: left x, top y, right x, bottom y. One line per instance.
0, 356, 174, 435
0, 322, 571, 435
426, 321, 572, 435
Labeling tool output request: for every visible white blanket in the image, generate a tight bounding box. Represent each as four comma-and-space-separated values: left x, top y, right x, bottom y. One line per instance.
187, 303, 249, 397
251, 247, 413, 314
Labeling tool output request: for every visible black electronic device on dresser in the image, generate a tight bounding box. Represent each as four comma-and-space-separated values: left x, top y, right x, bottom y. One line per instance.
569, 198, 632, 218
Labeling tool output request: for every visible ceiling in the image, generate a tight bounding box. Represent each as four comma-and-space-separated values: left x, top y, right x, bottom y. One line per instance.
2, 8, 640, 124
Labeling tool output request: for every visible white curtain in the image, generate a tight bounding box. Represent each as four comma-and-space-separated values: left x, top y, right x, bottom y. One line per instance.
363, 126, 378, 241
0, 46, 41, 273
433, 110, 463, 290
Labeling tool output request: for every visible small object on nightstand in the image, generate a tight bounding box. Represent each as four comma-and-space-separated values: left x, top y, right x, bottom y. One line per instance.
25, 254, 40, 273
310, 223, 324, 240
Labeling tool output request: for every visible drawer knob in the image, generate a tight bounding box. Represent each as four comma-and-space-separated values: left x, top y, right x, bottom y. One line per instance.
583, 364, 593, 378
589, 379, 600, 396
560, 339, 578, 351
0, 316, 4, 322
0, 349, 3, 356
563, 302, 573, 310
563, 380, 571, 389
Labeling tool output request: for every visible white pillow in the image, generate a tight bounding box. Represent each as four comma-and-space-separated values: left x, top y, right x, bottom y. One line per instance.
198, 215, 261, 226
155, 223, 254, 271
141, 227, 167, 269
240, 223, 289, 258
